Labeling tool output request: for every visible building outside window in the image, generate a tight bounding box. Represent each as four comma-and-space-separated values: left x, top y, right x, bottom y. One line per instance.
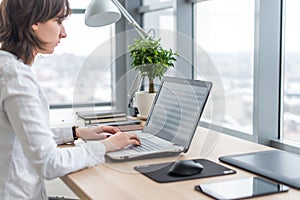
194, 0, 255, 135
282, 0, 300, 144
33, 1, 114, 108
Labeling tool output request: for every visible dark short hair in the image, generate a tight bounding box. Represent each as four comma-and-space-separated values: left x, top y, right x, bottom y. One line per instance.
0, 0, 71, 64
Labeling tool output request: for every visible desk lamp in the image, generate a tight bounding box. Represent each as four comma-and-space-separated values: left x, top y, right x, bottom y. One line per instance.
85, 0, 149, 38
85, 0, 152, 116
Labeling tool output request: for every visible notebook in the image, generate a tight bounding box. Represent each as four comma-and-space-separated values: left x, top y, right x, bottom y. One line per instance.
106, 76, 212, 160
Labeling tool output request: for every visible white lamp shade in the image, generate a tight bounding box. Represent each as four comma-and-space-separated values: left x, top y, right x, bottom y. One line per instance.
85, 0, 121, 27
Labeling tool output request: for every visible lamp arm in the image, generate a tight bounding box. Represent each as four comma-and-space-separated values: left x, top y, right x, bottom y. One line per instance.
111, 0, 150, 38
110, 0, 154, 116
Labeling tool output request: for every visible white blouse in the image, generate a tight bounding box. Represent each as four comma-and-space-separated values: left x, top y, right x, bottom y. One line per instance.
0, 51, 106, 200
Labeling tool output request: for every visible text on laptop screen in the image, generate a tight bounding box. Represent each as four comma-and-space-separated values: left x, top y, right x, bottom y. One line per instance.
145, 79, 210, 148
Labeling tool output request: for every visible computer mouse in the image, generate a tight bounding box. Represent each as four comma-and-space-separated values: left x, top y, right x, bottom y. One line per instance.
168, 160, 204, 176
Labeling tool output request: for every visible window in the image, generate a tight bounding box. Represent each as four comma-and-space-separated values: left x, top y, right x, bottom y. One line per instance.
33, 1, 114, 107
282, 0, 300, 143
143, 0, 171, 5
194, 0, 255, 134
141, 1, 176, 87
143, 7, 175, 51
144, 8, 175, 32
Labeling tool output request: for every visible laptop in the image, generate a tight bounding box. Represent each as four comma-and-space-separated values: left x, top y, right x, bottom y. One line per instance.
106, 76, 212, 160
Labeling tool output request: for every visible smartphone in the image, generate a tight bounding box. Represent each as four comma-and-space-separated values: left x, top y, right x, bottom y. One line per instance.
195, 177, 289, 200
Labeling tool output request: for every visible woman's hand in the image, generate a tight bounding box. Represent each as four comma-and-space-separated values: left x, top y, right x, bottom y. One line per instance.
77, 126, 120, 140
101, 126, 120, 134
101, 132, 141, 152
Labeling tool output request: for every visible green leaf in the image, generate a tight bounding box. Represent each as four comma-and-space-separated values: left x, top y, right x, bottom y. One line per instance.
129, 37, 179, 92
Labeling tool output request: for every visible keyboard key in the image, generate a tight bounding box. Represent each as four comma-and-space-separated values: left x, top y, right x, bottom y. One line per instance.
130, 138, 163, 152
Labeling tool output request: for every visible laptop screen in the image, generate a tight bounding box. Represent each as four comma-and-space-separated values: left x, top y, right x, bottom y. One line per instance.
143, 76, 212, 152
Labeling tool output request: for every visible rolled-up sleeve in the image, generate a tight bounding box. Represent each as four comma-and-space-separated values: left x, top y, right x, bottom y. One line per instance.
51, 126, 74, 145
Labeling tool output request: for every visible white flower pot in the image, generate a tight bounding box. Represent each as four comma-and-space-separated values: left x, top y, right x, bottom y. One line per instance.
135, 91, 157, 119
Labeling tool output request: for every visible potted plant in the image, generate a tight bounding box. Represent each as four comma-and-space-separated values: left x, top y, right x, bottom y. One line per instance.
129, 37, 178, 118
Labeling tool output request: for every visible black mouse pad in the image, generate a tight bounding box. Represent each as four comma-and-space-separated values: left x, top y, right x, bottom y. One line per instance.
134, 159, 236, 183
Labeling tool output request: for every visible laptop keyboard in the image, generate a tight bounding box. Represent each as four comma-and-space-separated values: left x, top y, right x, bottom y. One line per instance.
130, 138, 163, 152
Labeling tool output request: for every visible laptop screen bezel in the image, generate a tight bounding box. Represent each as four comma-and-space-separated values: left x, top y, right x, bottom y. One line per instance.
142, 76, 212, 152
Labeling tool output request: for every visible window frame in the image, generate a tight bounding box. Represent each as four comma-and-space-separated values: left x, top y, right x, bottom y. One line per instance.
119, 0, 300, 153
187, 0, 283, 146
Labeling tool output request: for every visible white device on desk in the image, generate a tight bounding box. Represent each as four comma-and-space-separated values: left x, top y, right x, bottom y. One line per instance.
106, 76, 212, 160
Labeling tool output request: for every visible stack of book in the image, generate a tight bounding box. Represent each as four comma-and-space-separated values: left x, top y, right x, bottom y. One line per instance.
76, 110, 128, 125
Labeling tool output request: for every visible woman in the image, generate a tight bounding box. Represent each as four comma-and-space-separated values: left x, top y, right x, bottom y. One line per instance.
0, 0, 140, 199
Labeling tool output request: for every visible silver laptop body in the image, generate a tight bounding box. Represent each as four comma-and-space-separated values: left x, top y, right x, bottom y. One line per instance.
106, 76, 212, 160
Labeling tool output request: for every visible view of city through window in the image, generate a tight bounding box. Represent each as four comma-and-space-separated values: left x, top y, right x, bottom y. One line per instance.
283, 0, 300, 143
195, 0, 254, 134
32, 0, 300, 143
195, 0, 300, 142
33, 13, 113, 106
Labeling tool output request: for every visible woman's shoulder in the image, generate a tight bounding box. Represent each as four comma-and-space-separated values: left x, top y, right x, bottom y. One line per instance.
0, 50, 17, 63
0, 50, 32, 75
0, 50, 37, 88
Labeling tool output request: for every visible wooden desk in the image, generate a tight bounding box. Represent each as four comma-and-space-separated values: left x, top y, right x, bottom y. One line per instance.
61, 127, 300, 199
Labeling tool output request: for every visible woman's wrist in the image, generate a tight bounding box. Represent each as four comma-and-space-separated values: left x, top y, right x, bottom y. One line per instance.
101, 139, 119, 152
101, 139, 111, 152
